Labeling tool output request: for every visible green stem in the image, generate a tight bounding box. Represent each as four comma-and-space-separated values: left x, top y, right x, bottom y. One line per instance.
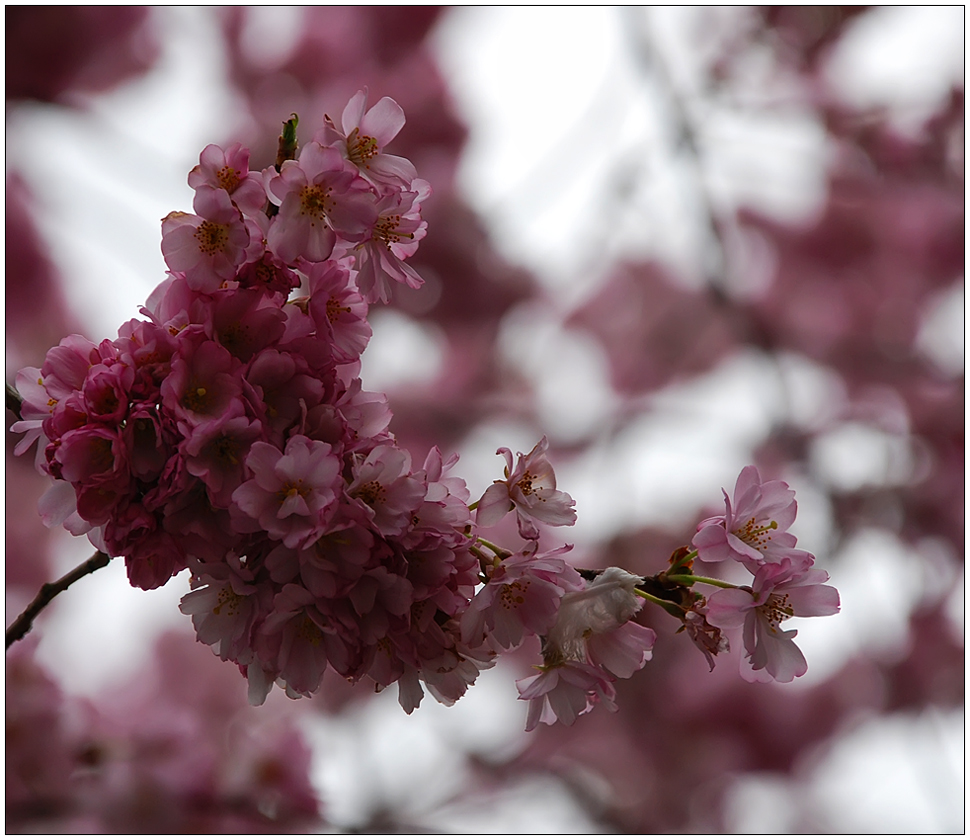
635, 587, 678, 609
634, 587, 688, 620
664, 573, 737, 589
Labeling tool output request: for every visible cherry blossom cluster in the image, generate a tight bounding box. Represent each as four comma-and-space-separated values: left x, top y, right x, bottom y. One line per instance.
10, 92, 839, 731
690, 466, 841, 683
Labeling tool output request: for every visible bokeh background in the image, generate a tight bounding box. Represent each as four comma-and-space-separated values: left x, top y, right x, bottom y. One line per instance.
6, 6, 964, 832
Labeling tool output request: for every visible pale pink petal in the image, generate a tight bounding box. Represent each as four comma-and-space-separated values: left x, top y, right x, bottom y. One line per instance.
476, 482, 513, 527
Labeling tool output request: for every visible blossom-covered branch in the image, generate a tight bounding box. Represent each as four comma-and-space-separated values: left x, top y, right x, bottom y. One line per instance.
7, 91, 839, 730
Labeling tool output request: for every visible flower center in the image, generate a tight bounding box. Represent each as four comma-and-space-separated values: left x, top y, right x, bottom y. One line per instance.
352, 479, 385, 508
372, 214, 413, 250
326, 295, 352, 323
347, 128, 379, 168
499, 579, 529, 609
759, 592, 794, 631
297, 614, 323, 647
216, 164, 241, 193
211, 434, 241, 466
299, 184, 332, 222
516, 471, 541, 497
218, 323, 251, 358
88, 436, 115, 474
735, 517, 778, 550
277, 480, 309, 502
181, 384, 210, 414
194, 220, 230, 255
212, 585, 243, 617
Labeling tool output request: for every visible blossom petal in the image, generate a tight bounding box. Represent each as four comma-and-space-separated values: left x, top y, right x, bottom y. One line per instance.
476, 482, 513, 527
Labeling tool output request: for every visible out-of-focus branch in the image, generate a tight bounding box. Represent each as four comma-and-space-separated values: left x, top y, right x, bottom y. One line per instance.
621, 7, 730, 296
6, 551, 111, 650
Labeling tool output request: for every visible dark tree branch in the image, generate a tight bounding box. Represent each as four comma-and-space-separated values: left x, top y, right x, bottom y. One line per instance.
6, 382, 24, 421
6, 551, 111, 650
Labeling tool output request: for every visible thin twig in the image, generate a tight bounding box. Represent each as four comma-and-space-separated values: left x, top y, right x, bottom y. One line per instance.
6, 551, 111, 650
6, 382, 24, 420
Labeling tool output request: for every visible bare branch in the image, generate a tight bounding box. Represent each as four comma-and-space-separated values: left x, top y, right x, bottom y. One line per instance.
6, 382, 24, 421
6, 551, 111, 650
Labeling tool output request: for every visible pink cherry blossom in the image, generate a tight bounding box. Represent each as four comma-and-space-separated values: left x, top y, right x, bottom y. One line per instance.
460, 544, 584, 651
692, 465, 804, 570
9, 367, 55, 465
517, 661, 617, 732
115, 514, 187, 590
41, 334, 100, 398
244, 348, 326, 439
586, 620, 657, 679
231, 435, 340, 549
53, 425, 130, 524
181, 411, 263, 508
179, 554, 267, 664
81, 361, 134, 424
352, 182, 429, 304
160, 338, 243, 427
704, 556, 840, 683
265, 142, 376, 263
306, 259, 372, 363
511, 567, 655, 730
419, 630, 495, 709
400, 447, 475, 552
123, 403, 171, 481
188, 142, 267, 217
345, 443, 426, 537
206, 286, 287, 363
161, 187, 250, 293
234, 250, 301, 298
476, 436, 577, 539
254, 584, 346, 698
318, 89, 418, 187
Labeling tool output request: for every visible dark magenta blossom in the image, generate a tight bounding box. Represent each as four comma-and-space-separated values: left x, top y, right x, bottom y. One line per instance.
232, 435, 341, 550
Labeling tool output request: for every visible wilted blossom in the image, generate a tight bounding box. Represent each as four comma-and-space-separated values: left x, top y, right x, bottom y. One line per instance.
516, 568, 656, 730
681, 606, 730, 672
